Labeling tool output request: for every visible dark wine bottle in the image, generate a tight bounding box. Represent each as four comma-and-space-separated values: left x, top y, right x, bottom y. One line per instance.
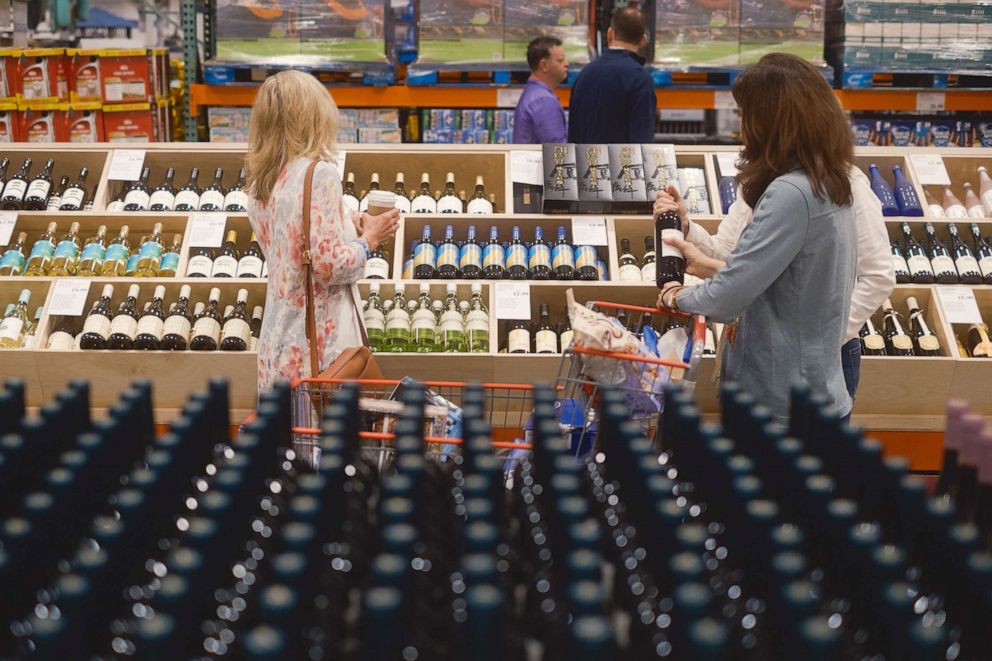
655, 209, 684, 287
881, 299, 915, 357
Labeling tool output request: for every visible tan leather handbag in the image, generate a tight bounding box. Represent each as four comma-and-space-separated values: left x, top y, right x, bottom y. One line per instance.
301, 159, 384, 394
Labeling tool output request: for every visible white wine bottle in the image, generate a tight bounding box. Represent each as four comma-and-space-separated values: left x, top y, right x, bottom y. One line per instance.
617, 238, 641, 282
135, 223, 165, 277
77, 225, 108, 277
49, 221, 83, 277
466, 176, 494, 214
134, 285, 167, 350
0, 289, 31, 349
100, 226, 131, 277
161, 285, 193, 351
107, 284, 140, 350
79, 285, 115, 349
436, 172, 463, 213
190, 288, 222, 351
411, 173, 437, 214
219, 288, 251, 351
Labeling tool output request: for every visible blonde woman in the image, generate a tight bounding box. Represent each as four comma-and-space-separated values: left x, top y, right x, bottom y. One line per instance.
246, 70, 399, 393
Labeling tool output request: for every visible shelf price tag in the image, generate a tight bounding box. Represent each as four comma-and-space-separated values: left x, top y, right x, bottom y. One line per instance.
936, 286, 983, 325
571, 217, 608, 246
909, 154, 951, 186
713, 90, 737, 110
495, 282, 531, 320
48, 279, 92, 316
715, 152, 740, 177
916, 92, 946, 112
510, 151, 543, 185
188, 213, 227, 248
496, 88, 524, 108
107, 149, 146, 181
0, 211, 16, 246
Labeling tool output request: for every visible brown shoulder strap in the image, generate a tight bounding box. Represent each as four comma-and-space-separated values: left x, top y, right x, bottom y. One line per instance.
301, 159, 370, 379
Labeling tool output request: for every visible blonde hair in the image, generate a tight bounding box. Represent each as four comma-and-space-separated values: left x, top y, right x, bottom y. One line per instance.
246, 70, 339, 203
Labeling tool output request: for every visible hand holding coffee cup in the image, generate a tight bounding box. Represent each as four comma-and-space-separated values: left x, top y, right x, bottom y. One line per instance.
362, 190, 401, 251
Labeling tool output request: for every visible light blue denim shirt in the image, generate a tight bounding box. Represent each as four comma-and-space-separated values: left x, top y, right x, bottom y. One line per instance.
678, 169, 857, 420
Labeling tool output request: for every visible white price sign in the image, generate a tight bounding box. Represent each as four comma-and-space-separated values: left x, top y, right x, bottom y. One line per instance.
495, 282, 531, 320
107, 149, 146, 181
909, 154, 951, 186
0, 211, 16, 245
188, 213, 228, 248
936, 286, 984, 325
48, 279, 92, 316
715, 152, 740, 177
510, 150, 544, 185
916, 92, 946, 112
571, 217, 608, 246
713, 90, 737, 110
496, 88, 524, 108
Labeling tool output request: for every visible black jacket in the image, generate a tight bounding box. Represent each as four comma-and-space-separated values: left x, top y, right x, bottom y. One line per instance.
568, 49, 657, 144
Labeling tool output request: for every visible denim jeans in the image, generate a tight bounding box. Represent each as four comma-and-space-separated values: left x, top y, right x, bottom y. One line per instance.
841, 337, 862, 400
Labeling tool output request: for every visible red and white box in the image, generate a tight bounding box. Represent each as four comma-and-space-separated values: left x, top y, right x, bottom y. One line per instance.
0, 49, 19, 101
102, 102, 154, 142
17, 48, 69, 103
68, 49, 102, 103
99, 49, 154, 104
0, 101, 19, 141
67, 102, 104, 142
19, 102, 69, 142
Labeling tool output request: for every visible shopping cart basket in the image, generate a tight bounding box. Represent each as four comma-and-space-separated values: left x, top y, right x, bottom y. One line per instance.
556, 300, 707, 455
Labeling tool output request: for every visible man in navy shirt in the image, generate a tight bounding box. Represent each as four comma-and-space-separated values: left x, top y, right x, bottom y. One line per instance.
513, 36, 570, 143
568, 8, 656, 143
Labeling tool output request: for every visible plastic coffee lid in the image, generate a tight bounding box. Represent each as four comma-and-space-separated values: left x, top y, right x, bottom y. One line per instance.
366, 190, 397, 209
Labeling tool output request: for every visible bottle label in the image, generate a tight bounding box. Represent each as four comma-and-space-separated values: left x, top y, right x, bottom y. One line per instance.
25, 179, 51, 201
0, 317, 23, 341
979, 256, 992, 278
981, 191, 992, 215
138, 241, 163, 263
411, 196, 437, 214
364, 309, 386, 331
394, 196, 412, 213
535, 329, 557, 353
221, 318, 250, 343
945, 204, 969, 219
250, 336, 258, 352
211, 255, 238, 277
560, 329, 574, 351
364, 257, 390, 279
508, 328, 530, 353
198, 190, 225, 210
892, 254, 910, 275
466, 198, 494, 215
224, 190, 248, 210
659, 229, 684, 259
483, 243, 505, 269
53, 239, 80, 261
342, 195, 360, 214
186, 254, 213, 277
436, 243, 459, 269
918, 335, 940, 353
528, 244, 551, 271
412, 310, 436, 333
148, 189, 176, 210
46, 330, 74, 350
892, 334, 914, 352
110, 315, 138, 339
236, 255, 264, 278
641, 261, 656, 281
106, 200, 125, 212
104, 243, 129, 266
928, 204, 945, 218
0, 250, 24, 273
413, 242, 436, 268
906, 254, 933, 275
575, 246, 598, 270
401, 259, 414, 280
506, 244, 528, 270
163, 315, 191, 340
160, 251, 180, 274
28, 239, 55, 261
968, 205, 986, 220
385, 311, 411, 332
80, 242, 106, 265
459, 243, 482, 270
931, 255, 957, 276
863, 334, 885, 351
136, 315, 164, 340
125, 253, 139, 275
2, 178, 27, 200
123, 189, 150, 209
618, 263, 642, 282
192, 317, 221, 343
552, 244, 575, 270
82, 314, 111, 339
174, 190, 200, 209
437, 196, 463, 213
46, 195, 62, 211
440, 313, 463, 334
955, 255, 981, 275
970, 326, 992, 357
466, 310, 489, 333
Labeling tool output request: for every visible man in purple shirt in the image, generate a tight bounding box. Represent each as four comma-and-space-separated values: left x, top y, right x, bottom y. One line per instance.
512, 36, 569, 144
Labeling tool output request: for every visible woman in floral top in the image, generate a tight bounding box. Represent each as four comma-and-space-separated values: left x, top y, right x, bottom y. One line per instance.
246, 70, 399, 394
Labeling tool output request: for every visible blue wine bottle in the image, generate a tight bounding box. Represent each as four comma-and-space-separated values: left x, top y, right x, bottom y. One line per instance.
892, 165, 924, 216
869, 164, 900, 216
718, 176, 737, 215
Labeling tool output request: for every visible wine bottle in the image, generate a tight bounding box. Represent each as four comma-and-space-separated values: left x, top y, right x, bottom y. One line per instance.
411, 173, 437, 213
641, 235, 656, 283
890, 242, 911, 284
392, 173, 412, 213
560, 316, 573, 351
79, 285, 114, 349
0, 231, 27, 276
506, 226, 529, 280
185, 245, 214, 278
236, 233, 265, 278
0, 158, 8, 192
881, 298, 915, 357
223, 167, 248, 212
924, 222, 960, 284
618, 238, 641, 282
124, 237, 144, 276
22, 158, 54, 210
552, 226, 575, 281
868, 164, 899, 216
56, 168, 88, 213
363, 283, 386, 352
107, 284, 140, 350
210, 230, 239, 278
198, 168, 226, 211
508, 319, 531, 354
401, 240, 416, 280
158, 234, 183, 278
467, 283, 489, 353
535, 303, 558, 354
437, 172, 463, 213
892, 165, 924, 216
135, 222, 165, 277
900, 223, 935, 284
978, 166, 992, 216
718, 175, 737, 215
342, 172, 361, 214
161, 285, 193, 351
966, 321, 992, 358
189, 288, 222, 351
970, 223, 992, 285
49, 221, 82, 277
529, 227, 552, 281
483, 226, 505, 280
174, 167, 201, 211
134, 285, 167, 350
0, 158, 31, 210
924, 188, 946, 218
437, 284, 465, 353
467, 176, 494, 214
105, 188, 125, 212
436, 225, 460, 279
905, 296, 941, 357
385, 284, 412, 352
655, 208, 684, 287
249, 305, 263, 351
148, 168, 177, 211
963, 183, 986, 219
943, 186, 969, 218
219, 289, 251, 351
358, 173, 381, 213
459, 225, 483, 280
23, 221, 58, 276
99, 226, 131, 277
947, 223, 983, 285
45, 315, 78, 350
575, 245, 599, 281
411, 283, 438, 353
0, 289, 30, 348
45, 175, 68, 211
122, 167, 151, 211
413, 226, 437, 279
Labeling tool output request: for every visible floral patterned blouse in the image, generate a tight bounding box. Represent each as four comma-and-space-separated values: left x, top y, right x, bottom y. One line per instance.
248, 157, 368, 395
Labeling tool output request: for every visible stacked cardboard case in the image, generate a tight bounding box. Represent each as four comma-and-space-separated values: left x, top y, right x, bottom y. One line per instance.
207, 107, 402, 143
0, 48, 171, 143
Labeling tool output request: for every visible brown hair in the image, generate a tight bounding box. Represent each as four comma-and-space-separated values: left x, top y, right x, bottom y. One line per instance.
527, 36, 563, 71
610, 7, 646, 44
732, 53, 853, 209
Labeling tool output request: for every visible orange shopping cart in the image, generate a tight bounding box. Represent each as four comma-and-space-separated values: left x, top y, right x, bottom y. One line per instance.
555, 300, 707, 455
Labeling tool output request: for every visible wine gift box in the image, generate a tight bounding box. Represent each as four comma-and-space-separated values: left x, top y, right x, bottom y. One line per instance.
576, 144, 613, 214
609, 144, 652, 215
542, 143, 578, 214
642, 143, 679, 200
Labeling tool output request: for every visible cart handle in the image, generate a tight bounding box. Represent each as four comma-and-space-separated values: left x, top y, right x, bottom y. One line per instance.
291, 427, 532, 451
290, 377, 562, 391
587, 300, 692, 318
571, 344, 690, 369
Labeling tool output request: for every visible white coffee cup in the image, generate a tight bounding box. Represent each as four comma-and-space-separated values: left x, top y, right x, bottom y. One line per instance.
366, 190, 398, 216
